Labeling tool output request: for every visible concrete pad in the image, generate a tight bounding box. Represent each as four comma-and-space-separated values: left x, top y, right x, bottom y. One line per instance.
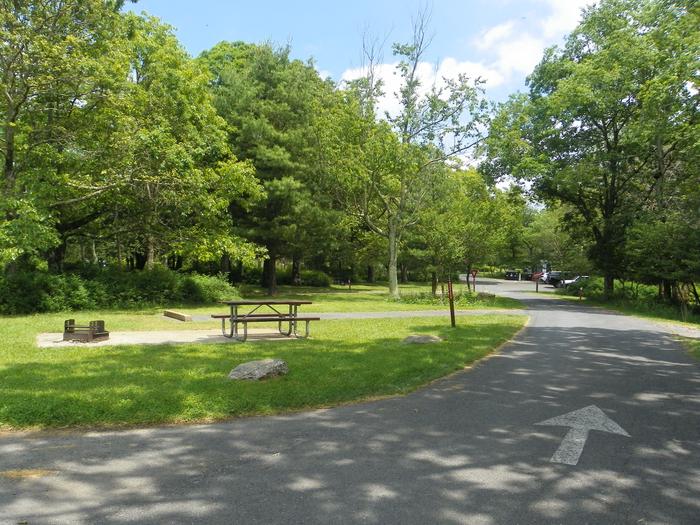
36, 328, 293, 348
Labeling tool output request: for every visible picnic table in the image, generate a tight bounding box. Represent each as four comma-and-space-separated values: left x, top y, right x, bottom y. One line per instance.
212, 300, 319, 342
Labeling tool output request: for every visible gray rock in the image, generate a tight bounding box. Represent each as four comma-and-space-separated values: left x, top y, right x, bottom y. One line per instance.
228, 359, 289, 381
402, 335, 443, 344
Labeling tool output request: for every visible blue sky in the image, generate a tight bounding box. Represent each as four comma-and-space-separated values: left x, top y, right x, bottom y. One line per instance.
128, 0, 596, 104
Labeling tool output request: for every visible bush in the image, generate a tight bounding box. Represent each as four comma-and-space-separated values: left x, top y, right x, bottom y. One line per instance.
277, 268, 332, 287
180, 273, 239, 303
562, 277, 604, 298
0, 271, 96, 314
300, 269, 332, 287
391, 290, 502, 307
0, 267, 240, 314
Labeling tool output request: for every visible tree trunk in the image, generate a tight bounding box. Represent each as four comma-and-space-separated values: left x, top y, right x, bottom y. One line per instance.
690, 282, 700, 306
4, 109, 16, 193
431, 271, 438, 296
400, 263, 408, 283
145, 236, 156, 270
662, 279, 673, 303
231, 260, 244, 283
603, 274, 614, 298
46, 240, 67, 272
387, 223, 399, 299
291, 257, 301, 285
262, 254, 277, 295
220, 253, 232, 274
367, 264, 375, 283
116, 233, 123, 268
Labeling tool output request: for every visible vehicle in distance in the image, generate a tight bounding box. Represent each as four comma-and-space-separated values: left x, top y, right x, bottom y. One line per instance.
547, 271, 563, 286
562, 275, 589, 288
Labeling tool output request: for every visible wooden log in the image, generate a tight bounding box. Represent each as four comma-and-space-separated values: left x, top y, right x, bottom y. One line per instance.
164, 310, 192, 322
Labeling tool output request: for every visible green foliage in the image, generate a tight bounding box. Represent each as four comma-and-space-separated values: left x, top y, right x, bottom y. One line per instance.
0, 5, 261, 272
199, 42, 338, 292
390, 291, 521, 309
559, 276, 700, 324
277, 269, 332, 287
0, 268, 239, 314
179, 274, 240, 303
317, 12, 489, 298
682, 338, 700, 361
483, 0, 699, 295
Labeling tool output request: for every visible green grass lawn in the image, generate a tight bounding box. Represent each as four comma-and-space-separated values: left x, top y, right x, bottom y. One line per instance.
0, 313, 526, 430
560, 295, 700, 329
681, 338, 700, 360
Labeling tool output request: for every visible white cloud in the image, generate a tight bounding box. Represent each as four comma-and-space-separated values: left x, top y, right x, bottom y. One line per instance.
316, 69, 333, 80
339, 0, 601, 118
475, 21, 515, 51
540, 0, 598, 39
341, 58, 503, 119
493, 33, 546, 76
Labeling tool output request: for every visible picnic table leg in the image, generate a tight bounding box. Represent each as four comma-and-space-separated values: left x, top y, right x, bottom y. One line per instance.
277, 304, 293, 336
232, 305, 238, 338
238, 320, 248, 342
278, 320, 292, 336
293, 304, 298, 336
294, 320, 311, 339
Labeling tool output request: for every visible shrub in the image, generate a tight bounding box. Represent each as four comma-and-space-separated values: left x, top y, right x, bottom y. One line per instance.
391, 290, 502, 307
180, 273, 239, 303
300, 269, 331, 287
277, 268, 332, 287
0, 267, 240, 314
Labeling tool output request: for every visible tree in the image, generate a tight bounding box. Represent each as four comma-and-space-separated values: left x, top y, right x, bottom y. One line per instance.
0, 5, 261, 272
483, 0, 698, 296
100, 16, 260, 270
416, 169, 504, 292
0, 0, 134, 264
320, 11, 488, 298
199, 42, 338, 293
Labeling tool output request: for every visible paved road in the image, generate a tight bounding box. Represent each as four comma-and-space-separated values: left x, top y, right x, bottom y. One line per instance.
1, 280, 699, 524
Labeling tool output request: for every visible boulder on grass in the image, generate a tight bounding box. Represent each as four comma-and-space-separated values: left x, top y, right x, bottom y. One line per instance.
228, 359, 289, 381
402, 335, 442, 344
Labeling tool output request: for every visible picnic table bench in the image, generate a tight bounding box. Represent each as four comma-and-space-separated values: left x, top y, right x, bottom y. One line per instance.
212, 300, 319, 342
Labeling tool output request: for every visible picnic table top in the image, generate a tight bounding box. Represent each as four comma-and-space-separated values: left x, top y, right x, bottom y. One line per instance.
221, 300, 313, 306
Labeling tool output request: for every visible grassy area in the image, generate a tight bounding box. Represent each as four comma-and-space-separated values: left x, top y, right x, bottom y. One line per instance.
556, 277, 699, 328
196, 282, 522, 314
560, 295, 700, 329
0, 314, 526, 429
680, 338, 700, 360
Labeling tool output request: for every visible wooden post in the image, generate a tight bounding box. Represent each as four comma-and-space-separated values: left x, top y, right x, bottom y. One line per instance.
447, 278, 456, 328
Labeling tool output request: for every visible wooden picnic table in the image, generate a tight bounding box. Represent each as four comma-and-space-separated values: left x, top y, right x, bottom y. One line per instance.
213, 300, 317, 342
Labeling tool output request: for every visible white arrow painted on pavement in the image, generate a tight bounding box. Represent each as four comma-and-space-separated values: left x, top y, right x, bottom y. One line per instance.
535, 405, 630, 465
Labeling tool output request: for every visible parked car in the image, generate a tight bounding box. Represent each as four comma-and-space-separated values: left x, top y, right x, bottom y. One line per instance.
547, 271, 563, 286
504, 270, 519, 280
563, 275, 589, 288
